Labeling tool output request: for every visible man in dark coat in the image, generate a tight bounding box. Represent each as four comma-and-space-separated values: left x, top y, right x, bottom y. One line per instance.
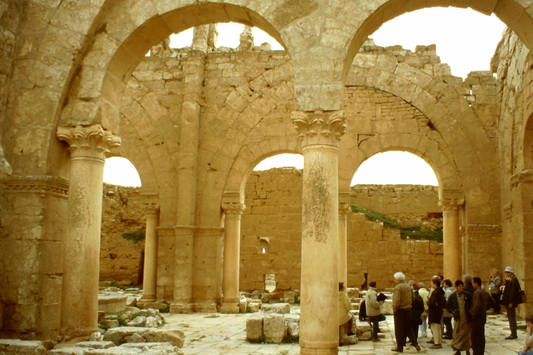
470, 277, 490, 355
428, 277, 446, 349
501, 266, 522, 339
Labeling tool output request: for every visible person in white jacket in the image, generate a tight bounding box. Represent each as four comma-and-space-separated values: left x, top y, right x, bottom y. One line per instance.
365, 281, 384, 341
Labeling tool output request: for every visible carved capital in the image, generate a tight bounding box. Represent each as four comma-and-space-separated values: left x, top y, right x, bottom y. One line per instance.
439, 198, 464, 212
291, 109, 346, 147
222, 202, 246, 216
57, 125, 121, 160
338, 203, 351, 216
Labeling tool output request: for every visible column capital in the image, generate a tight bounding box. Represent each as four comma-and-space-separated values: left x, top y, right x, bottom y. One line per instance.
57, 124, 121, 160
338, 203, 351, 216
439, 198, 465, 212
222, 202, 246, 216
291, 109, 346, 147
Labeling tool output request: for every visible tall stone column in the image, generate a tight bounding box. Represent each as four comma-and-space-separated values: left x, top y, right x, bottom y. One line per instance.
57, 125, 121, 337
220, 194, 246, 313
338, 194, 350, 287
140, 195, 159, 303
439, 198, 464, 282
292, 110, 346, 355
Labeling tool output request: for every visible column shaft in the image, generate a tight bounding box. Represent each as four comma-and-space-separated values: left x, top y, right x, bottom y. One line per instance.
293, 110, 346, 355
440, 199, 463, 282
338, 204, 349, 287
57, 125, 120, 337
142, 205, 159, 302
220, 201, 245, 313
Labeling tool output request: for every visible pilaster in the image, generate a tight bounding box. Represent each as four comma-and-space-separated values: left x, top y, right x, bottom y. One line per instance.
292, 109, 346, 355
56, 124, 120, 337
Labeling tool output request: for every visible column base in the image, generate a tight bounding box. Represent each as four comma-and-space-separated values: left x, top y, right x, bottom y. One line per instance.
300, 347, 339, 355
218, 302, 240, 313
193, 302, 218, 313
170, 303, 194, 314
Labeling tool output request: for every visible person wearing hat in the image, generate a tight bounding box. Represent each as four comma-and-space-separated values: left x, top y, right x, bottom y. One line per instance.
365, 281, 384, 341
501, 266, 522, 339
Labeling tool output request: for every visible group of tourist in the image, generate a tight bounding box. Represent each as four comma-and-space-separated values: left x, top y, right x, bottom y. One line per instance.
387, 267, 527, 354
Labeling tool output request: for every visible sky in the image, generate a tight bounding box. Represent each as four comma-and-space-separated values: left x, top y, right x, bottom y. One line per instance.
104, 7, 506, 187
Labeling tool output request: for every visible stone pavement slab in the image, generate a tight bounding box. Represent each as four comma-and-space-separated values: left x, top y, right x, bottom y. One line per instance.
161, 309, 526, 355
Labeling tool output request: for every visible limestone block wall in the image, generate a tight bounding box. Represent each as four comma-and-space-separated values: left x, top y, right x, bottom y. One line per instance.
493, 28, 533, 316
240, 168, 443, 292
100, 184, 145, 285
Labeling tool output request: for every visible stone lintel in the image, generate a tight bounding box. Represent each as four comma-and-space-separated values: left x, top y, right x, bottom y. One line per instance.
291, 109, 346, 147
3, 175, 69, 198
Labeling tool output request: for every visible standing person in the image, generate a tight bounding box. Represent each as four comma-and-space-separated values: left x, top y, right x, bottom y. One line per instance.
502, 266, 523, 340
418, 282, 429, 338
365, 281, 384, 341
488, 268, 502, 314
470, 277, 490, 355
463, 274, 474, 296
411, 283, 425, 344
392, 272, 421, 353
446, 280, 472, 355
427, 277, 446, 349
518, 315, 533, 355
443, 279, 456, 339
338, 282, 357, 345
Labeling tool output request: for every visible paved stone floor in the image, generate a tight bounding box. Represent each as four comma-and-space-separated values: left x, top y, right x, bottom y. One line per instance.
162, 308, 525, 355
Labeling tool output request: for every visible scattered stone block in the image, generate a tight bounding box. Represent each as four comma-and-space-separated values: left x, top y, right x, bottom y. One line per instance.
99, 294, 129, 313
76, 341, 115, 349
141, 302, 167, 311
381, 300, 393, 315
0, 339, 47, 354
261, 303, 290, 314
90, 332, 104, 341
48, 347, 87, 355
263, 315, 287, 344
246, 317, 263, 341
142, 329, 185, 348
239, 298, 248, 313
85, 348, 141, 354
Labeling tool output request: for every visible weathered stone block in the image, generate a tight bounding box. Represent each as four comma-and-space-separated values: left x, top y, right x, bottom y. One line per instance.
246, 317, 263, 341
261, 303, 290, 314
263, 315, 286, 344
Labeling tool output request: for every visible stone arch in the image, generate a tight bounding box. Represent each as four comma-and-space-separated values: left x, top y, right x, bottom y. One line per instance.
342, 0, 533, 82
344, 61, 498, 222
224, 140, 303, 201
63, 1, 289, 132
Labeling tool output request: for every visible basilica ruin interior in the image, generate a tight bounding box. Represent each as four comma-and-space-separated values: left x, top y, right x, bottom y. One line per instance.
2, 0, 533, 354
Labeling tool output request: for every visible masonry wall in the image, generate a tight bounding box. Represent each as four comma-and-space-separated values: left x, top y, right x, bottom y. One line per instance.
240, 168, 443, 292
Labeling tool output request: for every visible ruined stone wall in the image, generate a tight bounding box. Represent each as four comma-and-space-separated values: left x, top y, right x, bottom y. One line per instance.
100, 184, 145, 285
494, 28, 533, 316
240, 168, 443, 292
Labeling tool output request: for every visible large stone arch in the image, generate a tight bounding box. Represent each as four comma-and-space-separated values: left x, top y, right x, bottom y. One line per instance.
345, 58, 499, 223
342, 0, 533, 81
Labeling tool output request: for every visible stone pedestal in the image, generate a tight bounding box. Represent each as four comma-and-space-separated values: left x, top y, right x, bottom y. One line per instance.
221, 196, 246, 313
57, 125, 120, 337
440, 198, 464, 282
292, 110, 346, 355
141, 197, 159, 303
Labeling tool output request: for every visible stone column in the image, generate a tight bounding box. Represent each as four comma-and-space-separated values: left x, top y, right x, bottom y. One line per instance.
439, 198, 464, 282
338, 195, 350, 287
220, 195, 246, 313
292, 110, 346, 355
57, 125, 121, 337
140, 196, 159, 303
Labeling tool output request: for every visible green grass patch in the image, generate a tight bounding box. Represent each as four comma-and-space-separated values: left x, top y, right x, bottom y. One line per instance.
122, 232, 146, 243
350, 204, 443, 242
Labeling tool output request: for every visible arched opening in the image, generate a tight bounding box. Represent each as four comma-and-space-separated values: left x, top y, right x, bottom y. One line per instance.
100, 157, 145, 288
240, 153, 303, 297
348, 151, 442, 288
104, 157, 142, 187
